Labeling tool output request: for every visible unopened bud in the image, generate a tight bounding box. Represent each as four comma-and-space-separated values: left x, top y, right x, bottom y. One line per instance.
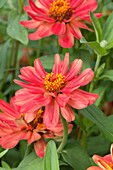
100, 40, 108, 48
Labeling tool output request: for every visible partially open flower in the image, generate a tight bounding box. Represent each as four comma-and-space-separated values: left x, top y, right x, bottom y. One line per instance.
14, 53, 99, 127
20, 0, 102, 48
87, 144, 113, 170
0, 98, 73, 158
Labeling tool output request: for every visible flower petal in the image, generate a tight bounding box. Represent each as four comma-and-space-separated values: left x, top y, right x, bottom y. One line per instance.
20, 20, 41, 29
87, 167, 102, 170
44, 99, 60, 126
52, 54, 61, 74
34, 138, 47, 158
55, 94, 69, 107
58, 24, 74, 48
61, 53, 69, 76
51, 22, 66, 35
61, 104, 75, 122
28, 131, 41, 145
65, 59, 83, 81
68, 23, 82, 40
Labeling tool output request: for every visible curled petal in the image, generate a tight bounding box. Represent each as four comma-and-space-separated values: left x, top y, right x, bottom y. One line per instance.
34, 138, 47, 158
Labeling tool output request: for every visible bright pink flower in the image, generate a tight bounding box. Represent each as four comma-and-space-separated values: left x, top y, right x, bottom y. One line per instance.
14, 53, 99, 126
87, 144, 113, 170
0, 98, 73, 158
20, 0, 102, 48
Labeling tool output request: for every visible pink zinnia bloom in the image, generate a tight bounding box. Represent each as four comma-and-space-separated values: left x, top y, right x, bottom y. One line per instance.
0, 98, 73, 158
87, 144, 113, 170
20, 0, 102, 48
14, 53, 99, 126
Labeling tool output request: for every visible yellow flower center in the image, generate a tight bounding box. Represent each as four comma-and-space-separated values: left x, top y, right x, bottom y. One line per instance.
43, 72, 66, 93
48, 0, 73, 22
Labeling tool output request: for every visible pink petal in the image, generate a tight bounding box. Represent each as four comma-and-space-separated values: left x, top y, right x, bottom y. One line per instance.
24, 5, 36, 14
58, 24, 74, 48
65, 59, 83, 81
71, 19, 93, 31
14, 80, 45, 94
34, 138, 47, 158
15, 118, 28, 129
70, 0, 84, 8
28, 22, 53, 40
51, 22, 66, 35
28, 131, 41, 145
35, 95, 52, 106
61, 53, 69, 76
68, 24, 82, 40
28, 0, 47, 15
81, 13, 103, 21
20, 20, 41, 29
52, 54, 61, 74
35, 0, 50, 10
43, 99, 60, 126
60, 104, 75, 122
55, 94, 69, 107
34, 58, 47, 79
0, 99, 20, 118
19, 66, 44, 85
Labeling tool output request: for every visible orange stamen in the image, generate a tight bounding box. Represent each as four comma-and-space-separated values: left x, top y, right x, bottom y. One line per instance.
49, 0, 73, 22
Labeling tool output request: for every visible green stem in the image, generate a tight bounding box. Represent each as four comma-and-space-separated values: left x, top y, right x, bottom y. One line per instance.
18, 0, 23, 14
0, 40, 15, 91
12, 41, 19, 84
57, 114, 68, 153
89, 54, 101, 92
100, 0, 105, 13
81, 132, 87, 149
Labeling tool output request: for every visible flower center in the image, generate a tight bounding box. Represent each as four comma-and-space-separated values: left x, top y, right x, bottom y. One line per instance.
43, 72, 66, 93
20, 109, 46, 131
48, 0, 73, 22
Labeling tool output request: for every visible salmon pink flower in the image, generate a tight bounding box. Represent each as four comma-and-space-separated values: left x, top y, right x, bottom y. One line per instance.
20, 0, 102, 48
0, 98, 73, 158
87, 144, 113, 170
14, 53, 99, 127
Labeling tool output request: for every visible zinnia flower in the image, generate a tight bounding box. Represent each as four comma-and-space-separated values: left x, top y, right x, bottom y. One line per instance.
87, 144, 113, 170
20, 0, 102, 48
14, 53, 99, 126
0, 98, 73, 158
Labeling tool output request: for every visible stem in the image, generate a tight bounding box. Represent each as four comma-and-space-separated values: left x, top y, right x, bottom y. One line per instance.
0, 40, 15, 91
100, 0, 105, 13
18, 0, 23, 14
57, 114, 68, 153
81, 132, 87, 149
89, 54, 101, 92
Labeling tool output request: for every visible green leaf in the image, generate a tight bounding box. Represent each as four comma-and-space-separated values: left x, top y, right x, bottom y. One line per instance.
103, 12, 113, 43
7, 11, 28, 45
80, 37, 108, 56
74, 112, 86, 133
0, 40, 11, 80
105, 41, 113, 50
79, 105, 113, 141
0, 149, 9, 159
90, 11, 103, 43
61, 142, 91, 170
0, 0, 7, 8
1, 161, 11, 169
12, 151, 44, 170
44, 140, 59, 170
99, 70, 113, 81
93, 83, 108, 106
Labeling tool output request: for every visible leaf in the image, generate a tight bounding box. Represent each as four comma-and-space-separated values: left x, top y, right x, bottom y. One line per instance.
12, 151, 44, 170
61, 142, 91, 170
0, 149, 9, 159
90, 11, 103, 43
80, 37, 108, 56
7, 11, 28, 45
0, 0, 7, 8
103, 12, 113, 43
0, 40, 11, 80
1, 161, 11, 169
105, 41, 113, 50
93, 83, 108, 106
79, 105, 113, 141
74, 112, 86, 133
44, 140, 59, 170
99, 70, 113, 81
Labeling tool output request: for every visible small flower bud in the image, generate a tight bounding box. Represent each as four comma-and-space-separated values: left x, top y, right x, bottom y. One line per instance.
100, 40, 108, 48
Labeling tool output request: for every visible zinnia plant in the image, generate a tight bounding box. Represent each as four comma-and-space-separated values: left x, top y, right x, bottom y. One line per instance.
0, 98, 73, 157
20, 0, 102, 48
14, 53, 99, 126
87, 144, 113, 170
